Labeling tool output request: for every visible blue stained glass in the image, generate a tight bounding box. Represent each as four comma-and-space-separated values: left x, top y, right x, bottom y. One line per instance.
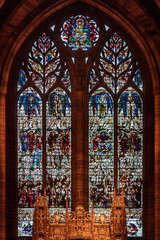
89, 69, 99, 91
99, 33, 133, 93
46, 88, 71, 209
61, 15, 99, 51
89, 88, 114, 209
118, 87, 143, 237
17, 69, 27, 91
61, 69, 71, 91
17, 87, 43, 236
28, 33, 60, 93
133, 69, 143, 91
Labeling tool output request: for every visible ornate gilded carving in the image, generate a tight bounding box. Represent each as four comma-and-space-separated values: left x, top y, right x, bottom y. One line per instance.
32, 189, 127, 240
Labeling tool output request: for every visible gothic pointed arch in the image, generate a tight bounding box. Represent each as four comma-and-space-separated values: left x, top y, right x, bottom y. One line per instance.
3, 2, 157, 239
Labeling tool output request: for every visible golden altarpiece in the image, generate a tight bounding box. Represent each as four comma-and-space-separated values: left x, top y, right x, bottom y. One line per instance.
32, 189, 127, 240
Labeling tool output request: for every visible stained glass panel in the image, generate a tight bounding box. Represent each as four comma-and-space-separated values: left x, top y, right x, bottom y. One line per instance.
99, 33, 133, 93
61, 69, 71, 91
118, 87, 143, 237
46, 88, 71, 210
61, 15, 99, 51
17, 68, 27, 91
133, 68, 143, 91
17, 87, 42, 236
28, 33, 61, 93
89, 88, 114, 208
89, 69, 99, 91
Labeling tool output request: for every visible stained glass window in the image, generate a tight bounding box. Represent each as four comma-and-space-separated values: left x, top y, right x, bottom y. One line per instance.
28, 33, 61, 93
46, 88, 71, 209
17, 33, 71, 237
89, 69, 99, 91
17, 68, 27, 91
89, 88, 114, 208
118, 88, 143, 236
99, 33, 133, 93
16, 17, 144, 239
17, 87, 42, 236
89, 32, 143, 237
60, 15, 99, 50
61, 69, 71, 91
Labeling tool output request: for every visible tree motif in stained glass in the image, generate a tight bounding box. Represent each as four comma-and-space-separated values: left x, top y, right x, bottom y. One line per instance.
46, 88, 71, 209
89, 88, 114, 208
99, 33, 133, 93
17, 87, 42, 236
28, 33, 61, 93
61, 69, 71, 91
89, 69, 99, 91
133, 68, 143, 91
17, 68, 27, 91
61, 15, 99, 50
118, 87, 143, 237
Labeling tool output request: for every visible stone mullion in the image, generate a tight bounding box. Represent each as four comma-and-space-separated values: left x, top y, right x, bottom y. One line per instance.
72, 54, 85, 210
0, 92, 6, 240
155, 93, 160, 240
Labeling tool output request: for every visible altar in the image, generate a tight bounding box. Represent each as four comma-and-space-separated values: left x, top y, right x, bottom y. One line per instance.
32, 189, 127, 240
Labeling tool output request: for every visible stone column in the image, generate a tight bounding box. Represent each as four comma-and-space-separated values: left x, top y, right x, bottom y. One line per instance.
72, 54, 85, 210
0, 92, 6, 240
155, 93, 160, 239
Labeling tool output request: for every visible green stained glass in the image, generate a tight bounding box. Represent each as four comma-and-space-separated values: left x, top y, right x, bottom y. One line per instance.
61, 15, 99, 51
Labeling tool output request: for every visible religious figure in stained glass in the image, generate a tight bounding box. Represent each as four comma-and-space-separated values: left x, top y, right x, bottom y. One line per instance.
17, 88, 43, 236
89, 88, 114, 208
46, 88, 71, 209
61, 15, 99, 50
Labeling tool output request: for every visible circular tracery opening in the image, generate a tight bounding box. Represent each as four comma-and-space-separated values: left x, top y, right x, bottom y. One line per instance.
60, 15, 100, 51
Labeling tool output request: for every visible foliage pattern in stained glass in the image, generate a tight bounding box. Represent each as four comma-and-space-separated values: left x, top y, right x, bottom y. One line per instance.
89, 88, 114, 208
28, 33, 61, 93
89, 69, 99, 91
61, 15, 99, 50
118, 87, 143, 237
61, 69, 71, 91
99, 33, 133, 93
17, 87, 42, 236
133, 68, 143, 91
17, 68, 27, 91
46, 87, 71, 209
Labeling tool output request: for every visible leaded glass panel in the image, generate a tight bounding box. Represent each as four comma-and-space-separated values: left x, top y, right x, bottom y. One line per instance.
17, 68, 27, 91
133, 68, 143, 91
99, 33, 133, 93
89, 69, 99, 91
61, 15, 99, 50
17, 87, 43, 236
46, 87, 71, 209
89, 88, 114, 208
61, 69, 71, 91
118, 87, 143, 237
28, 33, 61, 93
